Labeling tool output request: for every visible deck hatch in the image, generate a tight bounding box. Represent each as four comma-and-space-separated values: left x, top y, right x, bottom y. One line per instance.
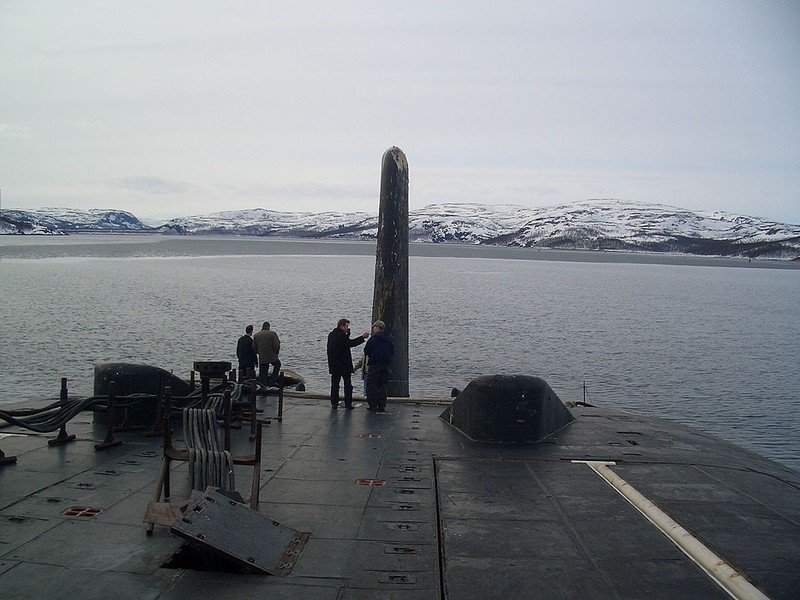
62, 506, 102, 517
170, 490, 309, 575
66, 482, 96, 490
93, 469, 120, 476
385, 522, 421, 531
390, 501, 420, 511
377, 572, 417, 584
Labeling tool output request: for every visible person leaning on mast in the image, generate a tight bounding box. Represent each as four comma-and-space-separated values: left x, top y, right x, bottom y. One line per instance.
253, 321, 281, 386
236, 324, 258, 381
327, 318, 369, 410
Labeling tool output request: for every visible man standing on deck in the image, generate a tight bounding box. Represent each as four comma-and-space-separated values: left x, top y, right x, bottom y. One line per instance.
236, 324, 258, 381
253, 321, 281, 386
364, 320, 394, 413
327, 318, 369, 410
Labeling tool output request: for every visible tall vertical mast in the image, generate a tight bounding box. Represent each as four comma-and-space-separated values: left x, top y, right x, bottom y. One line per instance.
372, 147, 409, 397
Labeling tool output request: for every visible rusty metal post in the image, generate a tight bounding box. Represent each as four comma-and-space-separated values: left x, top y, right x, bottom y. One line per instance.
95, 380, 123, 451
49, 377, 76, 447
162, 386, 172, 501
223, 388, 232, 452
200, 373, 210, 401
372, 146, 410, 397
248, 379, 258, 440
144, 386, 164, 437
147, 385, 172, 535
114, 371, 143, 433
277, 372, 284, 422
250, 420, 263, 509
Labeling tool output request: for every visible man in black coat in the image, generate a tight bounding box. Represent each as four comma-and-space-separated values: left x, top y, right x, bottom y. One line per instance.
364, 320, 394, 413
327, 318, 369, 409
236, 324, 258, 381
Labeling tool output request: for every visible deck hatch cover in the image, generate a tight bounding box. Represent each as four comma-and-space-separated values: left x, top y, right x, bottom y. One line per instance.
377, 572, 417, 584
384, 544, 419, 554
67, 482, 97, 490
170, 490, 309, 575
386, 522, 420, 531
62, 506, 102, 517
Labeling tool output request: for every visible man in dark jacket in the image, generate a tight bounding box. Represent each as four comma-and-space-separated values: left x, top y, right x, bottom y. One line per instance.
363, 320, 394, 413
236, 324, 258, 381
327, 318, 369, 409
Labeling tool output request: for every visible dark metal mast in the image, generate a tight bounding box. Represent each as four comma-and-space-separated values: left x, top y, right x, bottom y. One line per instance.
372, 147, 409, 397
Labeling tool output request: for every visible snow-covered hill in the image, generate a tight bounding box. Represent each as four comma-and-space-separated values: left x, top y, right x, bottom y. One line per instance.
478, 201, 800, 257
1, 208, 147, 234
4, 201, 799, 259
160, 208, 375, 238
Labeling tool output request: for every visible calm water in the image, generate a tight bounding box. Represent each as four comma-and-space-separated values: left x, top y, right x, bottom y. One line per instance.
1, 236, 799, 472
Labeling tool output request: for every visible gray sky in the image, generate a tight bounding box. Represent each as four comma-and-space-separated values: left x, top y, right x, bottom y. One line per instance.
1, 1, 798, 223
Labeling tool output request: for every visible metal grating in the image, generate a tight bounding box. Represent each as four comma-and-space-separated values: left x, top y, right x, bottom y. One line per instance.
62, 506, 102, 517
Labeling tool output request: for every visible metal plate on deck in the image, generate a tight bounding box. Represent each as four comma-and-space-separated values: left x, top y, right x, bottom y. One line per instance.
170, 490, 309, 575
143, 500, 189, 528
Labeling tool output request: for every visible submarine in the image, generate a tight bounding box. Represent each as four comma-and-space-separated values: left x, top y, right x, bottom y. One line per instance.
0, 148, 797, 599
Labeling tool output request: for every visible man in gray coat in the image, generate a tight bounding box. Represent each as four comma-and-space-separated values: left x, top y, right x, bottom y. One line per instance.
253, 321, 281, 386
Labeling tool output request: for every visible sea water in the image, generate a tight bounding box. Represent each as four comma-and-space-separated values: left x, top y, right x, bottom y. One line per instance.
1, 235, 798, 472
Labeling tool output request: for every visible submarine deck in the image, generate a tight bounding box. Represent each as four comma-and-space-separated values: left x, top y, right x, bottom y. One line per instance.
1, 394, 799, 599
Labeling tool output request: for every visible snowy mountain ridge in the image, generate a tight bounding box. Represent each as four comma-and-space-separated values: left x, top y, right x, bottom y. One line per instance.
3, 200, 799, 259
0, 207, 145, 234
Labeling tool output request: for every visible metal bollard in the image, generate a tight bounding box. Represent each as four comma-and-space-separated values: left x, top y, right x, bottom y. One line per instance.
95, 380, 123, 451
49, 377, 76, 447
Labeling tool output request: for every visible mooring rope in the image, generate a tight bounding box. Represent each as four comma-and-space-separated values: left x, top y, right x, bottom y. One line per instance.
0, 382, 232, 433
183, 407, 234, 492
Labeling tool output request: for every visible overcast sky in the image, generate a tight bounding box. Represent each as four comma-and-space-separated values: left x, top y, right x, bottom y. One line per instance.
1, 1, 798, 223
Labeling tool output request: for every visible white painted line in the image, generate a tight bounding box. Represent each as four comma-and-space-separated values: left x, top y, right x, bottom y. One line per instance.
573, 460, 770, 600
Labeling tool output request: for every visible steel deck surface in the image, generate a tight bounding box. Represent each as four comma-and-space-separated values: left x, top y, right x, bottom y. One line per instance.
1, 394, 799, 599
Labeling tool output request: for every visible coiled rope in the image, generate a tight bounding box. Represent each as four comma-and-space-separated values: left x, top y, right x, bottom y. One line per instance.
182, 399, 234, 492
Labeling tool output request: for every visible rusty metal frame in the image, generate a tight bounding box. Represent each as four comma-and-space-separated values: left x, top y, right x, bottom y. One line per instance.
145, 386, 265, 535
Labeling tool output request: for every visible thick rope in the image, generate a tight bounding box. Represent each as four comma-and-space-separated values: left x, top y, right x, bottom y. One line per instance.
0, 382, 232, 433
183, 407, 233, 491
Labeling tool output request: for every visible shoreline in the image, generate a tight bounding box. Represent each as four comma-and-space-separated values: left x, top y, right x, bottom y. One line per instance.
2, 234, 799, 269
